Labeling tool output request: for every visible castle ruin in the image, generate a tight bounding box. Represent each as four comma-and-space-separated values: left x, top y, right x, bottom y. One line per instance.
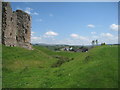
1, 2, 32, 50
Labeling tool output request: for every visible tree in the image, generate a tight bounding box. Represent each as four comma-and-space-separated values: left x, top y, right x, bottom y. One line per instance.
95, 40, 98, 46
101, 43, 106, 45
91, 40, 95, 46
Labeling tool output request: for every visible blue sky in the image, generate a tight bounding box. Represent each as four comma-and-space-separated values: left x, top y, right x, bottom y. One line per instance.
11, 2, 118, 45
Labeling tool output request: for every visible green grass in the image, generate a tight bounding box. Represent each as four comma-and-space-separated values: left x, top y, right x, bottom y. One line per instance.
2, 45, 118, 88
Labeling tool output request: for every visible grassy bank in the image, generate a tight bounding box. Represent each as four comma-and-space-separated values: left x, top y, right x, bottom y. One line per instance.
2, 45, 118, 88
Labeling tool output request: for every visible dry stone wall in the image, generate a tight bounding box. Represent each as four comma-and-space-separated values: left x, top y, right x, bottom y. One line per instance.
2, 2, 32, 50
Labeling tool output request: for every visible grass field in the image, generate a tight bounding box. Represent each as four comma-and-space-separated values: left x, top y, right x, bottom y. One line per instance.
2, 45, 118, 88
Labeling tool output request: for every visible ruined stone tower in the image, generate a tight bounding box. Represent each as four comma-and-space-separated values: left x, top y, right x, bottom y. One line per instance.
2, 2, 32, 49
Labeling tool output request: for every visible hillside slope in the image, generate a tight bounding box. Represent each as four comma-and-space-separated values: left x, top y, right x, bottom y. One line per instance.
2, 45, 118, 88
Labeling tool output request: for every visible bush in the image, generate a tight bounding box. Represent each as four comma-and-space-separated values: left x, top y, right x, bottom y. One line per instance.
101, 43, 106, 45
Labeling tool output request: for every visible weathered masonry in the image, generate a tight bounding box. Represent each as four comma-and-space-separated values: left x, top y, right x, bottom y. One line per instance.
2, 2, 32, 50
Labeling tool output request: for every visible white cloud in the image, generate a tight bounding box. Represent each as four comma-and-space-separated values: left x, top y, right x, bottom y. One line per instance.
70, 33, 89, 41
31, 36, 41, 40
31, 31, 35, 34
58, 38, 90, 45
31, 30, 118, 45
31, 36, 42, 43
44, 31, 58, 37
31, 31, 58, 44
31, 32, 90, 45
24, 7, 39, 15
33, 12, 39, 15
79, 36, 88, 40
110, 24, 118, 31
100, 33, 113, 37
87, 32, 118, 45
70, 34, 79, 38
25, 7, 33, 14
31, 31, 35, 36
91, 32, 96, 34
87, 24, 95, 28
95, 33, 118, 44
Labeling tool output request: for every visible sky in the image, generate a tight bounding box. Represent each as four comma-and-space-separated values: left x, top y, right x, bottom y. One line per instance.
11, 2, 118, 45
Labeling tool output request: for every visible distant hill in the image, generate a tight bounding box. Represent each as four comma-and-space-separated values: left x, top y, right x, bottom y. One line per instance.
2, 45, 118, 88
32, 43, 69, 46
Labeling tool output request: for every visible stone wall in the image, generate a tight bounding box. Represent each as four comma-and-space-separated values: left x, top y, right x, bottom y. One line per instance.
16, 10, 31, 49
2, 2, 17, 46
2, 2, 32, 50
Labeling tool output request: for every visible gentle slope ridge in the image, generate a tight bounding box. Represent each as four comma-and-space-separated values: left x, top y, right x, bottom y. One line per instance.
2, 45, 118, 88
